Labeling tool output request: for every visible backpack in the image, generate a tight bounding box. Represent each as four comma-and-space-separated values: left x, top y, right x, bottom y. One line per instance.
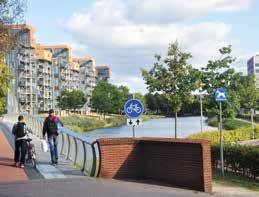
14, 122, 27, 138
47, 118, 58, 135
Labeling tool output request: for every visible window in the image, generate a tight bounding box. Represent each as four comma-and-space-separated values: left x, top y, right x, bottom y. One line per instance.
256, 64, 259, 67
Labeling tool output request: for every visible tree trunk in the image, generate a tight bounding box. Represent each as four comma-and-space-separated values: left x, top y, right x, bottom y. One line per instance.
175, 112, 178, 138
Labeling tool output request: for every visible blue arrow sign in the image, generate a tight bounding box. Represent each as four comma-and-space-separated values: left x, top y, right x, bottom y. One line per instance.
124, 99, 144, 119
214, 88, 227, 102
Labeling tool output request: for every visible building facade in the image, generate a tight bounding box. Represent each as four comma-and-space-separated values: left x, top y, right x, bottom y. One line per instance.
95, 65, 110, 83
247, 55, 259, 89
5, 24, 103, 113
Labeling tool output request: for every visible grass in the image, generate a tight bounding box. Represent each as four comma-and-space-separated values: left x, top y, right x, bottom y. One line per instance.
213, 168, 259, 192
61, 114, 161, 133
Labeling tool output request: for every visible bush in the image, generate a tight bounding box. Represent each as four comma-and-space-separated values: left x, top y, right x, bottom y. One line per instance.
189, 122, 259, 180
212, 144, 259, 179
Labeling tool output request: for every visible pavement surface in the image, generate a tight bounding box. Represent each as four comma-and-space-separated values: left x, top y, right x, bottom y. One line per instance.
0, 130, 28, 182
0, 177, 258, 197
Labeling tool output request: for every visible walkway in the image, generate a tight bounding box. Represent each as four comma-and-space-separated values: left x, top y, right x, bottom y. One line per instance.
0, 129, 28, 182
0, 177, 256, 197
0, 120, 85, 181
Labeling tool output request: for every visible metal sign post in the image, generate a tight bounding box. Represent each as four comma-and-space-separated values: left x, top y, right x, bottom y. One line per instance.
215, 87, 227, 177
219, 101, 224, 177
124, 99, 144, 137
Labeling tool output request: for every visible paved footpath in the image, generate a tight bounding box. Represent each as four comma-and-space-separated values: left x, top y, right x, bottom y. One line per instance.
0, 129, 28, 182
0, 177, 257, 197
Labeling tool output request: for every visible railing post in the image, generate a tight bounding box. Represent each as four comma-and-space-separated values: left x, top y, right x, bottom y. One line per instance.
90, 143, 97, 177
66, 134, 71, 160
74, 138, 78, 165
81, 141, 87, 172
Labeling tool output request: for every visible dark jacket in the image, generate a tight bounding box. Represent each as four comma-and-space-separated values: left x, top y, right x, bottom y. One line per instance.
43, 115, 63, 138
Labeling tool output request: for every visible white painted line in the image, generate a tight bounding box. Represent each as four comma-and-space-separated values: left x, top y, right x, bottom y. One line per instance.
36, 164, 66, 179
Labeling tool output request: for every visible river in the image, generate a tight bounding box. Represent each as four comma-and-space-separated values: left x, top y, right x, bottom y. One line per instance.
84, 116, 217, 140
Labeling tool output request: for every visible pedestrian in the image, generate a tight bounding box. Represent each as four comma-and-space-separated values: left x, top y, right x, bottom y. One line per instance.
12, 115, 29, 168
43, 109, 63, 165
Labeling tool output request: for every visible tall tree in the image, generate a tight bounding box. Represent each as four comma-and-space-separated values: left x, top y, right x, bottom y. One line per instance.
202, 45, 241, 118
142, 41, 199, 138
0, 0, 27, 113
57, 90, 86, 112
91, 82, 124, 115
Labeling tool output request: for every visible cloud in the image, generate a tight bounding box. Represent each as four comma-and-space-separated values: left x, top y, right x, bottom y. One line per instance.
61, 0, 251, 92
129, 0, 252, 24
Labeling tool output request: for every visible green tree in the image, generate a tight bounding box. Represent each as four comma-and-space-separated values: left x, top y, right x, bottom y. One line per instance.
134, 92, 145, 108
57, 90, 86, 112
142, 41, 200, 138
0, 0, 27, 113
240, 74, 257, 109
91, 82, 124, 115
202, 45, 242, 118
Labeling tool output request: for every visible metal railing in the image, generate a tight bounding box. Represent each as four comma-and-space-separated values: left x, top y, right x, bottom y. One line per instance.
3, 113, 100, 177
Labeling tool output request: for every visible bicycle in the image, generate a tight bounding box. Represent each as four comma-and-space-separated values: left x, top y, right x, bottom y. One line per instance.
25, 138, 36, 168
126, 104, 141, 114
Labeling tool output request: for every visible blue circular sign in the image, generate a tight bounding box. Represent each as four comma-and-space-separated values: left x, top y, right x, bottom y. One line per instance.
124, 99, 144, 118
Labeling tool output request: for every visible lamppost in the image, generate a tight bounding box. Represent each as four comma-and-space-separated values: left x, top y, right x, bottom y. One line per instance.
199, 85, 204, 133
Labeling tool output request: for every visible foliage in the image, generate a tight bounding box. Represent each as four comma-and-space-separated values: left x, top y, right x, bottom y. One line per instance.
201, 45, 242, 118
0, 55, 12, 113
57, 90, 86, 111
0, 0, 26, 113
91, 82, 126, 114
142, 41, 200, 136
239, 74, 257, 109
212, 144, 259, 179
190, 120, 259, 179
134, 92, 145, 108
61, 115, 106, 132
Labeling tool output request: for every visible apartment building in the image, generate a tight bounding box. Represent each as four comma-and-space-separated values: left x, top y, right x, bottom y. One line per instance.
5, 24, 103, 113
6, 24, 37, 113
95, 65, 111, 83
35, 44, 53, 112
74, 57, 96, 110
247, 55, 259, 89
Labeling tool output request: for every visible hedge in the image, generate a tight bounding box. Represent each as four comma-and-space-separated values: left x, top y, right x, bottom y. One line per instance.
189, 121, 259, 179
212, 144, 259, 179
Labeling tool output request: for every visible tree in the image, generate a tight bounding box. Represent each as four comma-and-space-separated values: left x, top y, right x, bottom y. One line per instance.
240, 74, 257, 110
134, 92, 146, 108
0, 55, 12, 113
202, 45, 242, 118
91, 82, 124, 115
142, 41, 200, 138
0, 0, 27, 113
57, 90, 86, 112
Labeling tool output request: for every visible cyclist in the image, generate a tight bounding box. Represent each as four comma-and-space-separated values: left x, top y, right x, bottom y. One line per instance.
12, 115, 30, 168
43, 109, 63, 165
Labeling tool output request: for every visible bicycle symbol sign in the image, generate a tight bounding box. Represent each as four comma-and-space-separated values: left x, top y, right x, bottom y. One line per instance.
124, 99, 144, 118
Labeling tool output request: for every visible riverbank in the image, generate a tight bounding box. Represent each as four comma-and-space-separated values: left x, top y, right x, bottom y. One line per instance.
61, 114, 162, 133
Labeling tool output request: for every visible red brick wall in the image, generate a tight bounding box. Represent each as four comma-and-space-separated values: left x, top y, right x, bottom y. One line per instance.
97, 138, 212, 193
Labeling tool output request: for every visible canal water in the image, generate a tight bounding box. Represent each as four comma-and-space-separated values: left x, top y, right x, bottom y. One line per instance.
84, 116, 217, 140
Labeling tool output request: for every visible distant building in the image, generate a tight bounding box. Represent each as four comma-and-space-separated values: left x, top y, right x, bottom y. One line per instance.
5, 24, 108, 113
247, 55, 259, 89
95, 65, 111, 83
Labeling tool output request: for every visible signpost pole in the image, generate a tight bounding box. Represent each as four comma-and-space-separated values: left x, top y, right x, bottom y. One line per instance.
251, 109, 255, 139
133, 125, 135, 138
219, 101, 224, 177
200, 93, 203, 133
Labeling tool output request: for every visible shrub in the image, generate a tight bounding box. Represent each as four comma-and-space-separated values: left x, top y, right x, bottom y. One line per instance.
212, 144, 259, 179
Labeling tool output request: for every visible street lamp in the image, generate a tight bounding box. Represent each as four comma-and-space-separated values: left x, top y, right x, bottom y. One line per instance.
199, 85, 204, 133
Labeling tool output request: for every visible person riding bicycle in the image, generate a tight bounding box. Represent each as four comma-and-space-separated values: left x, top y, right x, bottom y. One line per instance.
12, 115, 30, 168
43, 109, 63, 165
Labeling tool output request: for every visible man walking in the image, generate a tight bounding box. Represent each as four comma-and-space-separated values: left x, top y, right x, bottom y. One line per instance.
12, 115, 29, 168
43, 109, 63, 165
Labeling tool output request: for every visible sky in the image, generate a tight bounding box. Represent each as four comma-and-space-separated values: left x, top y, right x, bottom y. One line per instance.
26, 0, 259, 93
